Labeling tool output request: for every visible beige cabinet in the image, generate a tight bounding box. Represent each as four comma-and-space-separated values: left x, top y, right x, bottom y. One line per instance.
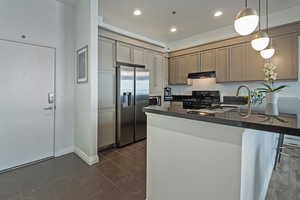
229, 44, 246, 82
145, 50, 165, 94
201, 50, 216, 72
245, 44, 265, 81
98, 109, 115, 148
116, 42, 132, 63
271, 33, 298, 80
133, 47, 145, 65
169, 57, 177, 85
145, 51, 156, 92
178, 56, 188, 84
151, 54, 164, 94
216, 48, 230, 82
186, 53, 200, 73
98, 37, 117, 149
168, 55, 193, 85
99, 38, 115, 71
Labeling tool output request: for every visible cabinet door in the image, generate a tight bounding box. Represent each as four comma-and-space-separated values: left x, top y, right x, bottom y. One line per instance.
98, 108, 115, 148
177, 56, 187, 84
229, 44, 246, 81
116, 42, 132, 63
99, 38, 115, 71
245, 43, 265, 81
185, 53, 200, 74
163, 55, 169, 87
201, 50, 216, 72
169, 57, 177, 85
99, 71, 115, 108
271, 34, 298, 80
216, 48, 229, 82
145, 51, 156, 90
153, 54, 163, 93
133, 47, 145, 65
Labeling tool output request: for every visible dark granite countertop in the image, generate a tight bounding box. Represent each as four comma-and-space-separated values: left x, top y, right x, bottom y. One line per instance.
144, 103, 300, 137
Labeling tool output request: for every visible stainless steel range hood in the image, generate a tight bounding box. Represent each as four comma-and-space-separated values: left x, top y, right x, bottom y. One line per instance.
187, 71, 216, 79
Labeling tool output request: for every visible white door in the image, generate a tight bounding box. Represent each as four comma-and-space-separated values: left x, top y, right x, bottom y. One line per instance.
0, 40, 55, 171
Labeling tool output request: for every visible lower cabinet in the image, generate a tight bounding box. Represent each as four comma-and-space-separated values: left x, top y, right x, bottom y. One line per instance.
98, 108, 115, 148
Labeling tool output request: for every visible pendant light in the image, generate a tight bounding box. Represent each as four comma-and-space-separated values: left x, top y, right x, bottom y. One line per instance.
234, 0, 259, 36
260, 0, 275, 59
251, 0, 270, 51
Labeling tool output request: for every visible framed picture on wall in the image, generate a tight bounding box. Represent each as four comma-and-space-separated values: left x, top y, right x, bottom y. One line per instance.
76, 45, 88, 83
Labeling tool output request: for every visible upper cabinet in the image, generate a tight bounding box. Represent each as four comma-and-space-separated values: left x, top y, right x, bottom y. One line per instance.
186, 53, 200, 73
133, 47, 145, 65
229, 44, 246, 82
245, 44, 265, 81
116, 42, 132, 63
200, 50, 216, 72
271, 33, 298, 80
168, 57, 178, 85
168, 56, 188, 85
99, 38, 116, 72
168, 22, 300, 84
216, 48, 229, 83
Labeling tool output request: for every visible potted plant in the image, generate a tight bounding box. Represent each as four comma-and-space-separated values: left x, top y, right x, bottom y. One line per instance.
256, 62, 287, 104
254, 62, 287, 115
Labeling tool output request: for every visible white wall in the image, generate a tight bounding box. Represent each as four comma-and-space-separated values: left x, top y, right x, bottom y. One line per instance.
74, 0, 99, 165
0, 0, 75, 156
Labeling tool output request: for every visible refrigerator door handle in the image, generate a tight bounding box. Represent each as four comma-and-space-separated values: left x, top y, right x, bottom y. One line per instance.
122, 92, 128, 107
128, 92, 132, 106
122, 92, 132, 107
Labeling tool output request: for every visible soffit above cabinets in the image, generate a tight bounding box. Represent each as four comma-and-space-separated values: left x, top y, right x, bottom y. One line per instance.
101, 0, 300, 43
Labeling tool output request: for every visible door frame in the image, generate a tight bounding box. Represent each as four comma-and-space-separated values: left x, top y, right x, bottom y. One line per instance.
0, 38, 57, 173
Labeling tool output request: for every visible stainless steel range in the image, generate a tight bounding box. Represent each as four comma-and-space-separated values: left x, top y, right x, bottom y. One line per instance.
183, 91, 238, 114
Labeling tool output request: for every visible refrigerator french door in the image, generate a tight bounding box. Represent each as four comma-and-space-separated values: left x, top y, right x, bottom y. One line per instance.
116, 62, 149, 147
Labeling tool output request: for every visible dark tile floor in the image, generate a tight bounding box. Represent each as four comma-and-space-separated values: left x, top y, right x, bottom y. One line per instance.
266, 145, 300, 200
0, 140, 146, 200
1, 140, 299, 200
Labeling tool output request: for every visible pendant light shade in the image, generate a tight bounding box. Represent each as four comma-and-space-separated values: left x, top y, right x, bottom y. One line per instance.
234, 8, 259, 36
251, 31, 270, 51
260, 44, 275, 59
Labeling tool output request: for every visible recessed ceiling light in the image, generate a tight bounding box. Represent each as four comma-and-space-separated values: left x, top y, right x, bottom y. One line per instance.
170, 27, 177, 33
214, 11, 223, 17
133, 9, 142, 16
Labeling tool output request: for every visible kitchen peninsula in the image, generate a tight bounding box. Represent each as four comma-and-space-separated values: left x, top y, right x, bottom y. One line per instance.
144, 103, 299, 200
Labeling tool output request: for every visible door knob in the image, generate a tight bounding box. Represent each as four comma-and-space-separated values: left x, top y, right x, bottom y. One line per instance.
43, 106, 53, 110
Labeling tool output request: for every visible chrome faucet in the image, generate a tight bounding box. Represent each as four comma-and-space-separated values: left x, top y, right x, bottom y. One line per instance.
236, 85, 252, 117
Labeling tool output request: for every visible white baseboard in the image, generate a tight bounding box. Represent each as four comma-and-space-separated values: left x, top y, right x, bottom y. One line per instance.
74, 147, 99, 165
55, 146, 74, 157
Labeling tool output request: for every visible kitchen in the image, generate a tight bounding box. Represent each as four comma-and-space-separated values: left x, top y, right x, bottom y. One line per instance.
0, 0, 300, 199
98, 0, 300, 199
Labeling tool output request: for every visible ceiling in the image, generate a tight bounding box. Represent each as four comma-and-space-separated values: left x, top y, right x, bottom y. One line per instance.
101, 0, 300, 43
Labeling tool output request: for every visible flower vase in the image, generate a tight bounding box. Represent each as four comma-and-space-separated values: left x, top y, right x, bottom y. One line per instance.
265, 92, 279, 116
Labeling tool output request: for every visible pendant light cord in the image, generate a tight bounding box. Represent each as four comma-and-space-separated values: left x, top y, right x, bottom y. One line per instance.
245, 0, 248, 8
266, 0, 269, 33
259, 0, 261, 31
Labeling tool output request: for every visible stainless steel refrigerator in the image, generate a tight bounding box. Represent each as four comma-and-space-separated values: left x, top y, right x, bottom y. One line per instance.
116, 62, 149, 147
